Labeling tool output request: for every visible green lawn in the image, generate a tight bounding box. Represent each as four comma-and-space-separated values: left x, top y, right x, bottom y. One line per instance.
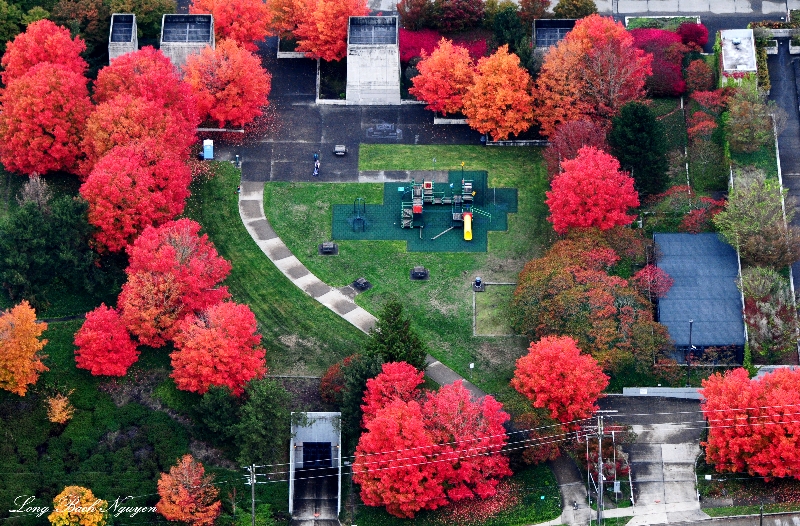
651, 98, 687, 152
185, 163, 367, 375
475, 285, 515, 336
260, 145, 549, 397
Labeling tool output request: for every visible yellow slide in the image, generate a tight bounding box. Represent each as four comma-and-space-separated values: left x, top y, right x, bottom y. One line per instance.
463, 212, 473, 241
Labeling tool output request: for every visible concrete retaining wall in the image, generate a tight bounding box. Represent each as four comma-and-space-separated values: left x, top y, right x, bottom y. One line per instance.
622, 387, 702, 399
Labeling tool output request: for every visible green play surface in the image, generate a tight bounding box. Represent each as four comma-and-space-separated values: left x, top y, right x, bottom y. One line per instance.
332, 171, 517, 252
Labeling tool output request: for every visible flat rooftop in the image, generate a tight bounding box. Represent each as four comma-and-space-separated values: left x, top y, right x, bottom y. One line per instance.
110, 14, 134, 43
720, 29, 757, 72
655, 233, 745, 348
533, 19, 576, 48
162, 14, 212, 43
349, 16, 397, 45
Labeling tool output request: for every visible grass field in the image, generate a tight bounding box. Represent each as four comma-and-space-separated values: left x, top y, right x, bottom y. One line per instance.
475, 285, 515, 336
260, 145, 549, 397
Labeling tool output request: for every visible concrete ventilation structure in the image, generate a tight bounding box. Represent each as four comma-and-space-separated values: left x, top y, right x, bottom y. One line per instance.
289, 412, 341, 526
160, 14, 214, 69
532, 19, 576, 53
346, 16, 400, 105
719, 28, 757, 86
109, 14, 137, 62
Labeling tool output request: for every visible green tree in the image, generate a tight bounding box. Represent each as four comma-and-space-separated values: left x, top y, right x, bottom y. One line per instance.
192, 386, 240, 448
552, 0, 596, 17
713, 172, 800, 268
0, 0, 22, 52
608, 102, 668, 198
340, 353, 383, 453
109, 0, 176, 40
236, 378, 291, 465
21, 6, 49, 25
365, 298, 428, 369
725, 88, 777, 154
493, 2, 525, 53
0, 184, 99, 307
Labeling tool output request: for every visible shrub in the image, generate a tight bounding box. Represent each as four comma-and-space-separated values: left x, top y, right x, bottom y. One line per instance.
552, 0, 596, 18
397, 0, 433, 31
320, 354, 357, 404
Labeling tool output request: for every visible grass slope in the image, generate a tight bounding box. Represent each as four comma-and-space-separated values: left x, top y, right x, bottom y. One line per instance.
185, 163, 367, 375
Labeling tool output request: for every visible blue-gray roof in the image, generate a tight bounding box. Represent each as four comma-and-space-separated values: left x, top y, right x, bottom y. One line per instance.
655, 233, 745, 347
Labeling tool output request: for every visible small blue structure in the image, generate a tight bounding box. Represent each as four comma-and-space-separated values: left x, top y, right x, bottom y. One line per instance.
202, 139, 213, 160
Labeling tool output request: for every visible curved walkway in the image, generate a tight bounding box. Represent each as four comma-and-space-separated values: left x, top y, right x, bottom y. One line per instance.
238, 181, 378, 333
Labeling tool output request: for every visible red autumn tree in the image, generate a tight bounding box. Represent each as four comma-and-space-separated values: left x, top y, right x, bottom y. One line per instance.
409, 38, 474, 116
182, 38, 272, 128
1, 19, 87, 84
79, 140, 192, 253
320, 354, 357, 403
354, 399, 447, 518
685, 59, 714, 93
74, 304, 139, 376
94, 46, 199, 128
361, 361, 424, 425
518, 0, 550, 25
82, 95, 196, 177
354, 379, 512, 518
630, 29, 687, 97
0, 300, 48, 396
701, 368, 800, 479
512, 336, 608, 429
687, 111, 717, 141
535, 14, 652, 136
462, 45, 534, 141
542, 119, 608, 177
421, 381, 512, 501
0, 63, 91, 176
397, 0, 432, 31
190, 0, 271, 51
171, 301, 267, 395
119, 218, 231, 347
513, 409, 562, 465
677, 22, 709, 49
545, 146, 639, 234
294, 0, 368, 61
156, 454, 222, 526
632, 264, 674, 302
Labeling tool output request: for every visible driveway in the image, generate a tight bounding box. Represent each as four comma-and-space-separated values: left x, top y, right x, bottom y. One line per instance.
598, 397, 709, 525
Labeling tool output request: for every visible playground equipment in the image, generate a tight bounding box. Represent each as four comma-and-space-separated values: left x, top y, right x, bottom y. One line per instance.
353, 197, 366, 232
463, 212, 472, 241
400, 179, 490, 241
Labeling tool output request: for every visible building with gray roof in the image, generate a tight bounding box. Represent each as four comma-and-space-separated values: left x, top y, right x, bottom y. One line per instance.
160, 14, 214, 68
346, 16, 400, 105
109, 14, 137, 62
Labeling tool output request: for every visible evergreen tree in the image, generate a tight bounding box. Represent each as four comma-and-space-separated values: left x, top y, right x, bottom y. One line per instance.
236, 378, 291, 465
365, 298, 428, 369
493, 3, 525, 54
608, 102, 668, 199
340, 353, 383, 453
193, 386, 240, 448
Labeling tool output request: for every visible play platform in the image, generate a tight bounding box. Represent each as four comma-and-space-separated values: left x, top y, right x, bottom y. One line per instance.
331, 171, 517, 252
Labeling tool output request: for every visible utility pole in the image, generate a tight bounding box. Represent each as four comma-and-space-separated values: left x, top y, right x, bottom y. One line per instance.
245, 464, 256, 526
597, 415, 603, 526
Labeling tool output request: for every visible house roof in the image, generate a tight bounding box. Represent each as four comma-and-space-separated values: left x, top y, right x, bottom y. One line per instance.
161, 14, 212, 43
655, 233, 745, 348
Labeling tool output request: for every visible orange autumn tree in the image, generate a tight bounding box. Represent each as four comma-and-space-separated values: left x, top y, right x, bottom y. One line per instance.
47, 390, 76, 424
409, 38, 474, 116
190, 0, 271, 51
294, 0, 368, 61
462, 45, 534, 141
48, 486, 108, 526
0, 300, 48, 396
156, 454, 221, 526
535, 14, 652, 136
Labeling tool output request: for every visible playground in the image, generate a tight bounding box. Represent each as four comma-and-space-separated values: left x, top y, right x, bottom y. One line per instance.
331, 171, 517, 252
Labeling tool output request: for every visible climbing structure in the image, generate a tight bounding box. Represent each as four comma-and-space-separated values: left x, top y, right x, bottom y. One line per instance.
400, 179, 490, 240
